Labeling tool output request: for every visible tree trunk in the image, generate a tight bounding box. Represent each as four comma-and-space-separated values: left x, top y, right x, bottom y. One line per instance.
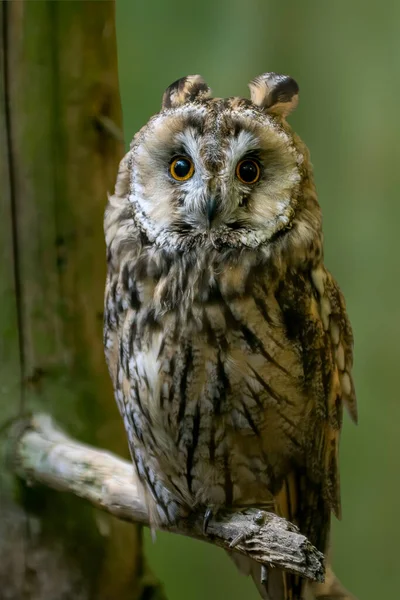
0, 1, 158, 598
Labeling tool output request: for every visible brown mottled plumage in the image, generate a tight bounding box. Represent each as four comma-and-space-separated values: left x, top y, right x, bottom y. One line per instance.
104, 73, 357, 600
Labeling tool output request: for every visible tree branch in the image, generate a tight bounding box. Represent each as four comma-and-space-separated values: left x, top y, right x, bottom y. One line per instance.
9, 414, 325, 584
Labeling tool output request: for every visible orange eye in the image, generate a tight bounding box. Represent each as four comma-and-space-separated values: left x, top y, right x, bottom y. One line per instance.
169, 156, 195, 181
236, 159, 261, 184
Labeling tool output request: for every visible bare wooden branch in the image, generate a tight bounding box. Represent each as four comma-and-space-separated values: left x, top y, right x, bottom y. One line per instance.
9, 414, 325, 585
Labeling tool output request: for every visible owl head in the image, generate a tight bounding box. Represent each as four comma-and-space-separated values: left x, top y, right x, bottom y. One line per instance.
121, 73, 321, 257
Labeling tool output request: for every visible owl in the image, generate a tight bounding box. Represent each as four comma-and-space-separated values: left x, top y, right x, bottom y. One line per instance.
104, 73, 357, 600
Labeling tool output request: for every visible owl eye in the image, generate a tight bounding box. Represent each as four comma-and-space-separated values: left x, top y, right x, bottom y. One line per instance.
236, 159, 261, 184
169, 156, 195, 181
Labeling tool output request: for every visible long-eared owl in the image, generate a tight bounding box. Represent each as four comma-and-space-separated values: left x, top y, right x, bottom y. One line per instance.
104, 73, 357, 600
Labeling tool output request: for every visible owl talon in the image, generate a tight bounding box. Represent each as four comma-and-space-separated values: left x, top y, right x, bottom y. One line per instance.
203, 507, 214, 534
261, 565, 268, 585
229, 531, 246, 548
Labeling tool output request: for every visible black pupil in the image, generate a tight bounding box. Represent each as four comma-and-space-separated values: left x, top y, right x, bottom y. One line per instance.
239, 160, 258, 182
173, 158, 191, 178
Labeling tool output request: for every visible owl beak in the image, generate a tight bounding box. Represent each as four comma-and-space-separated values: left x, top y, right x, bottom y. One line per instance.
206, 196, 218, 227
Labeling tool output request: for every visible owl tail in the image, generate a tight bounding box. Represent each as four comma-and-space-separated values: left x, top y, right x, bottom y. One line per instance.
231, 553, 355, 600
274, 471, 331, 600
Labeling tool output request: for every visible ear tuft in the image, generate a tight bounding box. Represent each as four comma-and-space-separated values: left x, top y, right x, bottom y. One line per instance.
162, 75, 212, 109
248, 72, 299, 118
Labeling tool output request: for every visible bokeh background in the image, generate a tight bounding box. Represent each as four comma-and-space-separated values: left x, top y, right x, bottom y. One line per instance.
116, 2, 400, 598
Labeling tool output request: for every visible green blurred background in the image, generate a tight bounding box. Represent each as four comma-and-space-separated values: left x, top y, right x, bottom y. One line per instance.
116, 1, 400, 598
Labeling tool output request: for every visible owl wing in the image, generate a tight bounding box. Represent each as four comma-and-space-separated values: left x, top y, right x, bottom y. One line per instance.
307, 265, 357, 519
311, 265, 357, 512
274, 265, 356, 599
312, 266, 357, 421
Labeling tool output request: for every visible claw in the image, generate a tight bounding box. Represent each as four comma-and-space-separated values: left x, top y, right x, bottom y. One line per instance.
229, 531, 246, 548
203, 507, 213, 534
261, 565, 268, 585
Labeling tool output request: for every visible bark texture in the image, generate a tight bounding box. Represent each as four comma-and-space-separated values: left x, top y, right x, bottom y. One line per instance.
0, 2, 161, 598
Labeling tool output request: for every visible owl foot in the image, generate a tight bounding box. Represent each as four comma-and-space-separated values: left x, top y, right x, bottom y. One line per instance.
229, 509, 269, 548
228, 510, 271, 590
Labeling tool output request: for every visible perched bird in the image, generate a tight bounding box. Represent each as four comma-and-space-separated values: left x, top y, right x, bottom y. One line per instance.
104, 73, 357, 600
